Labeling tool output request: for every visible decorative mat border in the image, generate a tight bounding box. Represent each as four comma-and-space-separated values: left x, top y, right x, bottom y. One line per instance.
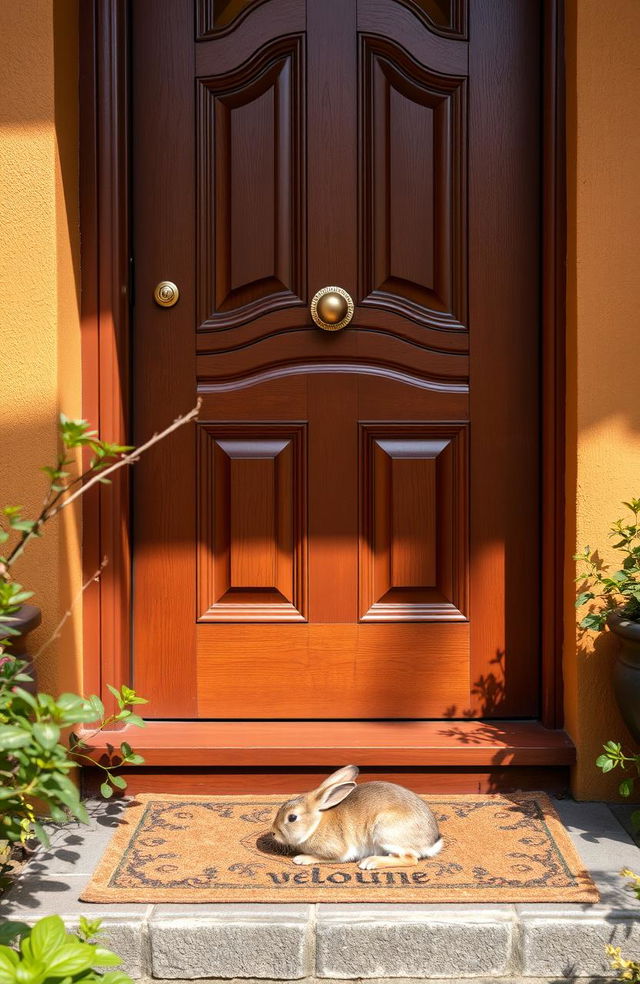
81, 792, 598, 904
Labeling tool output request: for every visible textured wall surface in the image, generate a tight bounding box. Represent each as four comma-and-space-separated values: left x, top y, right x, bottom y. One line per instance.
0, 0, 81, 693
565, 0, 640, 798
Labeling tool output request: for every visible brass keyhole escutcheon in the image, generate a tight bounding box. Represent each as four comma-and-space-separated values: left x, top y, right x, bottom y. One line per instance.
310, 286, 354, 331
154, 280, 180, 307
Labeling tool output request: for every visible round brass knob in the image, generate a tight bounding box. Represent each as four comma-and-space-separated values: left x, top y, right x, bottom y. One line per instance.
154, 280, 180, 307
310, 286, 354, 331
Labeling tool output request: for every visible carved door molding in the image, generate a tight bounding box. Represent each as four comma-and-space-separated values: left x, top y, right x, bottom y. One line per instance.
79, 0, 566, 729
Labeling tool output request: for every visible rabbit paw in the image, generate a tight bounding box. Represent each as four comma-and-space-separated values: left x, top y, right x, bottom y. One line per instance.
359, 853, 419, 869
358, 855, 388, 870
293, 854, 321, 865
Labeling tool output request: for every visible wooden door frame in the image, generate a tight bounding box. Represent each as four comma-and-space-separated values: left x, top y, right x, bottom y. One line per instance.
79, 0, 567, 731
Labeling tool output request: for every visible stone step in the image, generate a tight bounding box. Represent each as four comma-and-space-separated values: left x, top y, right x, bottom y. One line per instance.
1, 801, 639, 981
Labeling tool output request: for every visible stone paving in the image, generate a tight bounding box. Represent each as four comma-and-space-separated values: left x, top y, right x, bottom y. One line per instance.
1, 799, 640, 981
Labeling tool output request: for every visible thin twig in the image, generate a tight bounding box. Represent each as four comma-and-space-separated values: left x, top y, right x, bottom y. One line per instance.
2, 400, 201, 575
51, 400, 201, 518
32, 558, 108, 662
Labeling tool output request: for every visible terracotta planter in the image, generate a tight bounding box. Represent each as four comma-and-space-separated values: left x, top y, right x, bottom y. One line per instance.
608, 610, 640, 744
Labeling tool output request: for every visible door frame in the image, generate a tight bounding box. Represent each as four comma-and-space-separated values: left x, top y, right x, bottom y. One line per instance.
79, 0, 567, 730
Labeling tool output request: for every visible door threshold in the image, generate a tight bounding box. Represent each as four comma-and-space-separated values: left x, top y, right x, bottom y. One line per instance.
79, 718, 575, 767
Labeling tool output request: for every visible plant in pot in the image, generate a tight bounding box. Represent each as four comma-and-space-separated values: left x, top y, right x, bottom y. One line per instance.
575, 497, 640, 742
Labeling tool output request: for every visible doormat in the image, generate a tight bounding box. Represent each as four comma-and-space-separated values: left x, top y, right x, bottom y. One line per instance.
81, 792, 598, 903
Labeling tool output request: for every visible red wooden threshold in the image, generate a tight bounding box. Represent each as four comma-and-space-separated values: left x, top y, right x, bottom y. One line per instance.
79, 720, 575, 768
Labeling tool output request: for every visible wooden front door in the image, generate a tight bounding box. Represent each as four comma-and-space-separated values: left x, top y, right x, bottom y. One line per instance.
131, 0, 541, 721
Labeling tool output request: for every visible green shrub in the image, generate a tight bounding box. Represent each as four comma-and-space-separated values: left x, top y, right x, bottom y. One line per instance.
574, 497, 640, 631
0, 915, 133, 984
0, 655, 145, 848
0, 404, 197, 853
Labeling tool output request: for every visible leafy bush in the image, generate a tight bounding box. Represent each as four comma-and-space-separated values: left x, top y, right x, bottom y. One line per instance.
606, 871, 640, 981
0, 405, 197, 853
0, 414, 151, 852
574, 497, 640, 631
0, 654, 145, 848
595, 752, 640, 981
0, 915, 133, 984
596, 740, 640, 828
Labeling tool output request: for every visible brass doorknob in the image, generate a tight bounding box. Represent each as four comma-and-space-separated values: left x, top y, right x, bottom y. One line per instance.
310, 286, 354, 331
154, 280, 180, 307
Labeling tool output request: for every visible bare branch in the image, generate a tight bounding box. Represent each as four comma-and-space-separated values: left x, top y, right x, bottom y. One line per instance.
2, 400, 201, 575
50, 400, 201, 519
32, 558, 109, 662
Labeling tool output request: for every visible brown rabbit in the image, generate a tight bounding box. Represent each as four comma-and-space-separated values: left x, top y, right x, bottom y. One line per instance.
270, 765, 442, 870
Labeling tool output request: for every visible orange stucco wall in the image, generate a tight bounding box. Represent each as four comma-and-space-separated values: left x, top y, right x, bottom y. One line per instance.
564, 0, 640, 798
1, 1, 639, 796
0, 0, 82, 694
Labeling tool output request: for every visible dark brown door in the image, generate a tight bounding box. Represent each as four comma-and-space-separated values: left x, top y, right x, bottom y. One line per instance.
132, 0, 541, 720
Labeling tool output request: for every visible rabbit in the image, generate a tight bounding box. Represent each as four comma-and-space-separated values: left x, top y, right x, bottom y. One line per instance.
270, 765, 443, 870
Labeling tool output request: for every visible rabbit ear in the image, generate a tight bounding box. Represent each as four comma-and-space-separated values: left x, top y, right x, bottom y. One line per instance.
316, 781, 357, 811
317, 765, 359, 790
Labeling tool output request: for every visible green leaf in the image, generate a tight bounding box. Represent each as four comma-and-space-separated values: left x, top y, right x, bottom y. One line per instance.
596, 754, 610, 769
0, 726, 30, 751
106, 683, 121, 702
575, 591, 595, 607
101, 972, 134, 984
77, 917, 103, 943
610, 570, 629, 584
28, 915, 66, 963
91, 947, 122, 967
601, 758, 615, 773
8, 520, 36, 534
56, 693, 88, 716
121, 713, 145, 728
87, 694, 104, 720
619, 777, 635, 797
100, 782, 113, 799
0, 924, 29, 947
49, 774, 88, 821
45, 942, 96, 976
120, 742, 132, 759
5, 591, 34, 605
580, 611, 607, 631
125, 753, 144, 765
32, 723, 61, 750
32, 821, 50, 848
10, 687, 37, 710
0, 947, 18, 984
110, 774, 127, 789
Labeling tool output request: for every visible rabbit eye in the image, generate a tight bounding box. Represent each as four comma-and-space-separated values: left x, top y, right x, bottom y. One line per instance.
287, 813, 297, 823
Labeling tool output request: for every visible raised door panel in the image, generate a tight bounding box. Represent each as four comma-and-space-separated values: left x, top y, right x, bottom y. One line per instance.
198, 35, 305, 330
198, 423, 307, 621
359, 424, 468, 621
359, 35, 467, 330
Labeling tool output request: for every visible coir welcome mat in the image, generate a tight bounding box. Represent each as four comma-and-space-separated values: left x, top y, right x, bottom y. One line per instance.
81, 792, 598, 903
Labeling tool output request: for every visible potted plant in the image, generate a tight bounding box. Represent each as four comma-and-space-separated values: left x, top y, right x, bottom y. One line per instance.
575, 497, 640, 741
